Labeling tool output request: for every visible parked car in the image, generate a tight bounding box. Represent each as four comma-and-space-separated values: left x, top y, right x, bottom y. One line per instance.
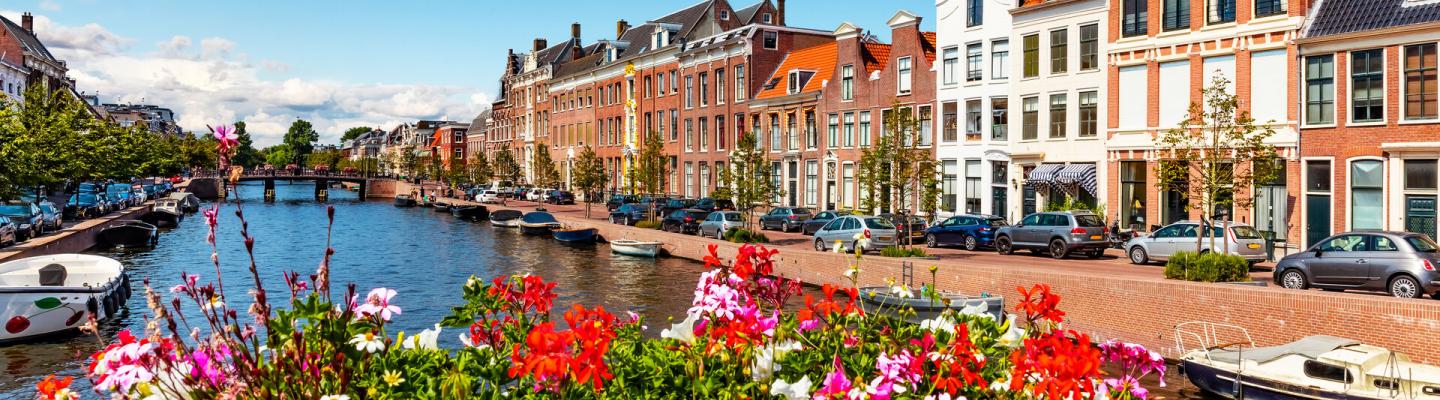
924, 214, 1008, 250
659, 198, 697, 218
545, 190, 575, 205
475, 190, 503, 204
525, 188, 547, 201
65, 193, 104, 220
661, 209, 709, 234
1273, 231, 1440, 299
1123, 221, 1267, 265
697, 211, 746, 239
107, 184, 135, 208
802, 210, 844, 236
131, 187, 150, 204
606, 194, 636, 211
994, 211, 1109, 259
693, 197, 735, 212
759, 207, 813, 232
0, 202, 42, 241
609, 203, 652, 226
812, 215, 898, 253
0, 218, 16, 247
880, 213, 929, 242
37, 202, 62, 232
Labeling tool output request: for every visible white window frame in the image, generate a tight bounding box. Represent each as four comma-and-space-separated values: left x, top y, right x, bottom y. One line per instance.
1303, 54, 1338, 128
1345, 156, 1387, 231
897, 56, 913, 95
1348, 48, 1388, 126
942, 46, 960, 85
1301, 157, 1336, 247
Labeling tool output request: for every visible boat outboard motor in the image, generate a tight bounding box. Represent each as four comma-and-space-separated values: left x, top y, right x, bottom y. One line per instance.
38, 264, 67, 286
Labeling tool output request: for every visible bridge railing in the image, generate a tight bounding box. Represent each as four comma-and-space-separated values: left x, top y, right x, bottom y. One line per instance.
190, 168, 394, 180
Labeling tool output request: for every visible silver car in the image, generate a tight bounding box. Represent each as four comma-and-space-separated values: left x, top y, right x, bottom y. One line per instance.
697, 211, 745, 239
812, 215, 898, 253
1124, 221, 1267, 265
0, 218, 16, 247
1274, 231, 1440, 299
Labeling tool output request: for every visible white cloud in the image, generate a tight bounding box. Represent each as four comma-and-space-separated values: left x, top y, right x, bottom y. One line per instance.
0, 11, 490, 147
39, 0, 60, 12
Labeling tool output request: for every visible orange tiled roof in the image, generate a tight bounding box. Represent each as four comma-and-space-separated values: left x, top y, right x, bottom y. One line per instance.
922, 32, 937, 63
755, 42, 839, 100
863, 42, 891, 74
430, 130, 443, 148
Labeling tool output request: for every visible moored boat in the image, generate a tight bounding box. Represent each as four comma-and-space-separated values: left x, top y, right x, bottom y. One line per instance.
137, 209, 183, 228
98, 221, 158, 248
165, 192, 201, 213
394, 195, 417, 208
1176, 322, 1440, 400
433, 202, 451, 212
489, 210, 523, 228
518, 211, 562, 235
610, 239, 661, 257
154, 198, 182, 215
0, 254, 130, 342
552, 227, 598, 243
451, 205, 489, 221
857, 286, 1004, 323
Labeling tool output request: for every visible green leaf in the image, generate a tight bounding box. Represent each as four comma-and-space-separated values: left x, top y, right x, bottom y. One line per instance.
33, 297, 61, 309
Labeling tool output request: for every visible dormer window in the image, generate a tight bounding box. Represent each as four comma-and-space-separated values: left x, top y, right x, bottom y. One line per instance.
719, 10, 730, 20
788, 70, 815, 95
763, 13, 773, 23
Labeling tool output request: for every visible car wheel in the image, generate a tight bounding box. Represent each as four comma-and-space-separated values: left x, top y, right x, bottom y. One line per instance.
1129, 246, 1149, 265
996, 236, 1013, 255
964, 236, 978, 251
815, 239, 826, 252
925, 234, 937, 248
1087, 249, 1103, 259
1049, 239, 1069, 259
1280, 269, 1307, 290
1389, 275, 1423, 299
624, 217, 632, 226
609, 216, 617, 224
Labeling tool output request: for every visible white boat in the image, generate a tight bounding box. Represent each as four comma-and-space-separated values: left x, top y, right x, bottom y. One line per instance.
154, 198, 182, 215
489, 210, 523, 228
610, 239, 662, 257
0, 254, 130, 342
1176, 322, 1440, 400
166, 192, 201, 213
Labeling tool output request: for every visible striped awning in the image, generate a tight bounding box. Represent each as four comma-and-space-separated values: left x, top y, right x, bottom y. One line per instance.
1026, 164, 1064, 191
1055, 163, 1098, 196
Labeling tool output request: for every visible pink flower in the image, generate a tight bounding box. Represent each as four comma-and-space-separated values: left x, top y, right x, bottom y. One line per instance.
814, 356, 853, 399
353, 287, 401, 321
202, 206, 220, 245
213, 124, 238, 150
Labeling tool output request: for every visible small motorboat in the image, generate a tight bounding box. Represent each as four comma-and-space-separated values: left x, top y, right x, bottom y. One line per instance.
451, 205, 489, 221
518, 211, 562, 235
98, 221, 158, 249
490, 210, 523, 228
394, 195, 417, 208
136, 209, 182, 228
0, 254, 131, 342
165, 192, 201, 213
552, 227, 599, 243
857, 286, 1004, 323
610, 239, 661, 257
1176, 322, 1440, 400
153, 198, 182, 215
433, 202, 451, 212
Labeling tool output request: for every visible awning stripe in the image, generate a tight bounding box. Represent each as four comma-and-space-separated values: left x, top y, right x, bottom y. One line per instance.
1025, 164, 1064, 191
1055, 164, 1098, 196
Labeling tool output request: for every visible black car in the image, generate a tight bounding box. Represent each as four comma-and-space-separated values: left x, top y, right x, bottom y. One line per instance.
759, 207, 814, 232
693, 197, 735, 212
608, 203, 652, 225
802, 210, 844, 235
65, 193, 104, 220
880, 213, 930, 242
0, 202, 43, 241
606, 194, 636, 211
661, 209, 709, 234
546, 190, 576, 205
659, 198, 697, 218
37, 202, 62, 232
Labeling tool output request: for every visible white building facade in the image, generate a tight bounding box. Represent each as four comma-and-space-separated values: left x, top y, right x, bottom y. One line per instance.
935, 0, 1017, 219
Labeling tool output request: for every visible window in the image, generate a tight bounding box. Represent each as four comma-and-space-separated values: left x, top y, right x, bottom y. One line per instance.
1255, 0, 1286, 17
717, 115, 727, 150
1163, 0, 1190, 31
967, 0, 983, 27
805, 160, 818, 206
942, 102, 959, 142
1352, 160, 1383, 230
943, 47, 960, 84
685, 119, 694, 151
670, 71, 678, 93
1022, 96, 1039, 140
671, 109, 679, 141
787, 112, 798, 150
699, 72, 709, 106
685, 75, 695, 108
716, 69, 726, 103
644, 76, 652, 99
1303, 361, 1353, 384
699, 117, 709, 151
898, 57, 913, 94
1123, 0, 1148, 37
763, 13, 773, 23
1307, 161, 1331, 193
1305, 55, 1335, 125
859, 112, 872, 147
965, 160, 983, 213
1050, 29, 1068, 74
763, 31, 778, 49
966, 100, 982, 140
1023, 34, 1039, 78
1120, 161, 1147, 228
1049, 94, 1067, 138
966, 43, 983, 82
1352, 49, 1384, 123
842, 163, 855, 208
1079, 91, 1098, 137
685, 162, 694, 197
991, 40, 1009, 79
770, 114, 782, 151
1406, 44, 1437, 120
805, 112, 817, 149
942, 160, 959, 212
658, 74, 666, 97
1160, 60, 1192, 127
841, 65, 854, 100
992, 97, 1009, 140
735, 65, 746, 101
1080, 25, 1098, 70
919, 105, 933, 146
843, 113, 855, 147
1406, 159, 1437, 190
657, 110, 667, 142
828, 114, 839, 146
1208, 0, 1235, 24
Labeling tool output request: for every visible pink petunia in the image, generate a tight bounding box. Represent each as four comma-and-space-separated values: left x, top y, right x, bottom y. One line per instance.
353, 287, 401, 321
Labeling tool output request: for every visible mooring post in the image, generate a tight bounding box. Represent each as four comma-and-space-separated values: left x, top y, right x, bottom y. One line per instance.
264, 179, 276, 202
358, 180, 367, 199
315, 179, 329, 202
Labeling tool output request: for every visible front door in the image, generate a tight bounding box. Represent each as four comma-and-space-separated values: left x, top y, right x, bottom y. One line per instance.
787, 161, 799, 206
1022, 186, 1036, 217
1306, 194, 1332, 248
1254, 185, 1288, 240
992, 187, 1008, 220
1406, 196, 1436, 237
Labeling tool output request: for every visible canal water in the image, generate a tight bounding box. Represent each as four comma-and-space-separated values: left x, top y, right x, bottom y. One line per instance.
0, 181, 1202, 398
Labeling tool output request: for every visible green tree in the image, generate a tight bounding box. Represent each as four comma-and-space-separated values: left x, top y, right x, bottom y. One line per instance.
306, 148, 344, 170
493, 150, 522, 185
1156, 74, 1280, 254
264, 144, 296, 167
571, 145, 608, 218
530, 141, 560, 189
398, 146, 421, 178
858, 103, 934, 247
340, 126, 373, 143
632, 131, 668, 199
721, 131, 781, 230
231, 121, 263, 168
283, 119, 319, 164
0, 85, 93, 199
467, 150, 493, 185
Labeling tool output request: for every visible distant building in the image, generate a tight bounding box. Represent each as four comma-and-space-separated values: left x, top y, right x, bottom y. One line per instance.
341, 129, 386, 161
466, 109, 492, 162
101, 103, 182, 137
432, 122, 470, 168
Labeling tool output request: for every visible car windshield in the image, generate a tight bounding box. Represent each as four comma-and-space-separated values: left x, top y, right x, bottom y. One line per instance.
792, 208, 812, 214
986, 218, 1009, 226
863, 217, 896, 229
75, 194, 97, 203
723, 213, 742, 222
0, 205, 29, 215
1230, 226, 1263, 239
1074, 215, 1104, 227
1406, 235, 1440, 253
39, 204, 57, 213
686, 211, 708, 219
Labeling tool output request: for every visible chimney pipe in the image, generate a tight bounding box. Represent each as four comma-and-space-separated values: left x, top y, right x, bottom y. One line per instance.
21, 12, 33, 33
777, 0, 785, 26
534, 38, 547, 52
572, 23, 581, 39
616, 19, 629, 40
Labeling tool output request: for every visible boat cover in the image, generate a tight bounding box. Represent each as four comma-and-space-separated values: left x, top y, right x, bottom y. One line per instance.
521, 212, 558, 224
1209, 335, 1359, 365
491, 210, 523, 220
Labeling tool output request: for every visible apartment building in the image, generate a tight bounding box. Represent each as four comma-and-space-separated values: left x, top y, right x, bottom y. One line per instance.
935, 0, 1017, 219
752, 41, 837, 208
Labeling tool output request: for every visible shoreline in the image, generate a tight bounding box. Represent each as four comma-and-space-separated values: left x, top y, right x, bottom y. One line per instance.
0, 202, 157, 263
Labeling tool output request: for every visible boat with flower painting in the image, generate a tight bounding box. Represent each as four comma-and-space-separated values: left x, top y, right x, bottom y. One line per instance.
856, 286, 1004, 323
0, 254, 130, 342
1175, 321, 1440, 400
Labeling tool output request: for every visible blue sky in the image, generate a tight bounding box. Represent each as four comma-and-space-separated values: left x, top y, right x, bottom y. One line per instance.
6, 0, 935, 145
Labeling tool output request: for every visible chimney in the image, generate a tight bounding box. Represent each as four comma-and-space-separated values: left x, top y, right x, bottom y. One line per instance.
616, 19, 630, 40
572, 22, 582, 40
21, 12, 33, 33
777, 0, 786, 26
534, 38, 548, 52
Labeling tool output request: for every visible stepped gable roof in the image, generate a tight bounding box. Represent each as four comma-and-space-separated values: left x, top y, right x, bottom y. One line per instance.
1305, 0, 1440, 38
755, 42, 838, 100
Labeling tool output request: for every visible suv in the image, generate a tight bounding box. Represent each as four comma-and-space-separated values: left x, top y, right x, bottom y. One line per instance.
1274, 231, 1440, 299
995, 211, 1109, 259
606, 194, 636, 212
0, 202, 42, 241
759, 207, 813, 232
693, 197, 735, 212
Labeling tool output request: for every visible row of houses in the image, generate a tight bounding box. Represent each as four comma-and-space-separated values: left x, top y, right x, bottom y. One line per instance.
465, 0, 1440, 249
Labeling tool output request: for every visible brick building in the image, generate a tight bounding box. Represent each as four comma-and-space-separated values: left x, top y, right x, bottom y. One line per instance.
752, 41, 836, 208
1296, 0, 1440, 247
1106, 0, 1306, 244
431, 122, 469, 168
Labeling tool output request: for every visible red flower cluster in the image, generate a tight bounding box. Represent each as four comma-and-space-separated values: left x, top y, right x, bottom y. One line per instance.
704, 244, 800, 310
488, 275, 558, 314
508, 304, 619, 393
923, 327, 989, 394
1009, 330, 1103, 400
799, 284, 862, 322
1017, 284, 1066, 326
36, 375, 75, 400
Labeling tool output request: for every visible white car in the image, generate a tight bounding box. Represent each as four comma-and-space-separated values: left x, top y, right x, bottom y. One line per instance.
475, 190, 502, 204
525, 188, 546, 202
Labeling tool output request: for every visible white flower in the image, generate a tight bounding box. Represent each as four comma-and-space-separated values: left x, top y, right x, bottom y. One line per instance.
349, 332, 385, 353
843, 265, 862, 278
919, 314, 957, 335
403, 324, 441, 350
320, 395, 351, 400
770, 376, 813, 399
751, 345, 780, 380
959, 301, 995, 321
202, 295, 225, 311
773, 339, 802, 357
832, 240, 845, 253
890, 284, 914, 299
923, 394, 957, 400
996, 314, 1024, 348
660, 312, 700, 345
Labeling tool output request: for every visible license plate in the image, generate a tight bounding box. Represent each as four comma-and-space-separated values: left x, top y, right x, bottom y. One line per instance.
878, 236, 892, 241
1089, 235, 1102, 240
1247, 243, 1260, 249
